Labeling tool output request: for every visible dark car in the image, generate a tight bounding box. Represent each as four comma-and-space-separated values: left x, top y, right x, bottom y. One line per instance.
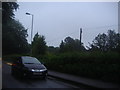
11, 56, 47, 79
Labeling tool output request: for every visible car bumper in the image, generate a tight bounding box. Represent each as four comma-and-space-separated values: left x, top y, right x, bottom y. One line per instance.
24, 70, 48, 78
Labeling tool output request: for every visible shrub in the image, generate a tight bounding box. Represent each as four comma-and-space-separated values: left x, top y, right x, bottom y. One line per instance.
39, 52, 120, 83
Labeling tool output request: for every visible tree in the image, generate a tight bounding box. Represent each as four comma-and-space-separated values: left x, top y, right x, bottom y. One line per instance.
59, 36, 86, 52
115, 33, 120, 52
2, 2, 19, 24
107, 30, 118, 51
89, 30, 120, 52
32, 33, 47, 56
3, 19, 30, 55
91, 33, 108, 52
47, 46, 59, 54
60, 40, 65, 52
2, 2, 30, 55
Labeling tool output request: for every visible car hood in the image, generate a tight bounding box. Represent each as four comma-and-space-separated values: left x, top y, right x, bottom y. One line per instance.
24, 64, 46, 69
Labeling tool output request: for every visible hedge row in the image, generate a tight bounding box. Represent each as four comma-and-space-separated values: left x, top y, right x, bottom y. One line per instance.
39, 52, 120, 84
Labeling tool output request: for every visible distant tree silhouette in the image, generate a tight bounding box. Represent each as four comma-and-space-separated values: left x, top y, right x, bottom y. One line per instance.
59, 36, 86, 52
60, 40, 65, 52
32, 33, 47, 56
89, 30, 120, 52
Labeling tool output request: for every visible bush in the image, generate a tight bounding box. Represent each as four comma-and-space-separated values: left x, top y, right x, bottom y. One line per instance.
39, 52, 120, 83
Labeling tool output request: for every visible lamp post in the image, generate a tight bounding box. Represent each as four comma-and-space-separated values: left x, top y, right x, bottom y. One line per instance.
26, 12, 34, 44
26, 12, 34, 55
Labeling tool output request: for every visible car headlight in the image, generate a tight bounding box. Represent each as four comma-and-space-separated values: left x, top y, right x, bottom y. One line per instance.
31, 69, 47, 72
39, 69, 47, 72
31, 69, 35, 71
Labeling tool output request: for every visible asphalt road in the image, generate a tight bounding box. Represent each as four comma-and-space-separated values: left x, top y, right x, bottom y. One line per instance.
2, 62, 80, 89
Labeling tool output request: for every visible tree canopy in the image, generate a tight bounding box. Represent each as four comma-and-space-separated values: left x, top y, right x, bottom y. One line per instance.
89, 30, 120, 52
2, 2, 19, 24
59, 36, 86, 52
32, 33, 47, 56
2, 2, 30, 55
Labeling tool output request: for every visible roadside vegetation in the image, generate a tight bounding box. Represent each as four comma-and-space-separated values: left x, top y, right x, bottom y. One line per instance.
2, 2, 120, 84
39, 52, 120, 83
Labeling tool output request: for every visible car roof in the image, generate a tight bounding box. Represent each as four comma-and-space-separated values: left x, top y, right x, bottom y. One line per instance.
21, 56, 37, 59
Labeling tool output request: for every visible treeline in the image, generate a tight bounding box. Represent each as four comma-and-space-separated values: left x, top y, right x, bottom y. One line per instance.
31, 30, 120, 56
46, 30, 120, 54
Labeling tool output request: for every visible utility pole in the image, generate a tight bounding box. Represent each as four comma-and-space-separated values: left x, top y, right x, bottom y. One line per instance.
80, 28, 82, 51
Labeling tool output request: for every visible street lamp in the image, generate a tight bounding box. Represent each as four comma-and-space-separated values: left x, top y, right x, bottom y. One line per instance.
26, 12, 34, 44
26, 12, 34, 55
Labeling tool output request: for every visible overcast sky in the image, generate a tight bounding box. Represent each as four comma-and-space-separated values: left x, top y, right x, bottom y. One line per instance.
14, 2, 118, 47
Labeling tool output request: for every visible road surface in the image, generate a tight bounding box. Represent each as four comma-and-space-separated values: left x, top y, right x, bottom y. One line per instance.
2, 62, 82, 89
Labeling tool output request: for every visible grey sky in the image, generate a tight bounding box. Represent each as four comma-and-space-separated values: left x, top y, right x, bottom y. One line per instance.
15, 2, 118, 47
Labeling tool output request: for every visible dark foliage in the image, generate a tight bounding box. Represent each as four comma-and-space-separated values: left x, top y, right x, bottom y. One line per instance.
2, 2, 19, 24
47, 46, 59, 54
32, 33, 47, 56
2, 2, 30, 55
59, 36, 86, 52
88, 30, 120, 52
40, 52, 120, 84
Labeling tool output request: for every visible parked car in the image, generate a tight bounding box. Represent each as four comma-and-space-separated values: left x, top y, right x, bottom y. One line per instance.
11, 56, 47, 79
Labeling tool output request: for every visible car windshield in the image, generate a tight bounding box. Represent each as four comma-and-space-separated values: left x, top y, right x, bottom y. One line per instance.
22, 57, 41, 64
